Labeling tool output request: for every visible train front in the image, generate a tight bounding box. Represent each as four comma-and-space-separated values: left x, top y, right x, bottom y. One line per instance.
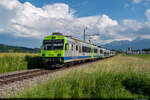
40, 33, 66, 65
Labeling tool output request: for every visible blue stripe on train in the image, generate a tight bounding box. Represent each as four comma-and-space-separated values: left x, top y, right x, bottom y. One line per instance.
63, 56, 100, 61
64, 56, 91, 60
63, 57, 73, 60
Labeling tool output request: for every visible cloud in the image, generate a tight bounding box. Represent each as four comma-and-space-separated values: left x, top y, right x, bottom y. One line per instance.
132, 0, 142, 4
140, 35, 150, 39
122, 19, 142, 31
132, 0, 150, 5
0, 0, 150, 46
145, 9, 150, 28
145, 9, 150, 21
124, 4, 129, 8
0, 1, 76, 38
0, 28, 4, 32
0, 0, 119, 44
0, 0, 21, 10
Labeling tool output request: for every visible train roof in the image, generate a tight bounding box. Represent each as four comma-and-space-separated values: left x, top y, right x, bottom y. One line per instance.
64, 35, 96, 46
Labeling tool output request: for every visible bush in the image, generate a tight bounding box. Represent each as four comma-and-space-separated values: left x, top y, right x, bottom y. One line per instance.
122, 74, 150, 97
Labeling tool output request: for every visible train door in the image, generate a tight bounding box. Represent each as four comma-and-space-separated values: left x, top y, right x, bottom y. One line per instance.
75, 42, 79, 57
82, 43, 85, 56
71, 42, 74, 57
100, 49, 103, 58
79, 42, 82, 57
91, 45, 94, 59
66, 41, 72, 57
64, 40, 70, 57
73, 42, 76, 57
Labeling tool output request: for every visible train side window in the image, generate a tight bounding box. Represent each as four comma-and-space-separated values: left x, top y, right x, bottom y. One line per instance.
76, 45, 78, 51
82, 46, 86, 52
85, 47, 87, 53
65, 43, 69, 51
72, 44, 73, 51
79, 45, 81, 53
86, 47, 90, 53
94, 48, 97, 53
87, 47, 91, 53
100, 50, 103, 53
89, 48, 91, 53
82, 46, 84, 52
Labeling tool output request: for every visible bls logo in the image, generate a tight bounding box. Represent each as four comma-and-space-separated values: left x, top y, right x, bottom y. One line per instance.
49, 54, 54, 56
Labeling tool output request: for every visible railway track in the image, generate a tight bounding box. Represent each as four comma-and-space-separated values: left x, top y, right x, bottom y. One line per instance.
0, 57, 113, 86
0, 69, 51, 86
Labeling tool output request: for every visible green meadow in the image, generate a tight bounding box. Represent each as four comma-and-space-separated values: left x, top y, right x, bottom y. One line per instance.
12, 54, 150, 98
0, 53, 40, 74
124, 54, 150, 61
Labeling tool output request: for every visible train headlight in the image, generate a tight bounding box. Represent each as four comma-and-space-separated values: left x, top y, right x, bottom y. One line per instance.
57, 54, 61, 56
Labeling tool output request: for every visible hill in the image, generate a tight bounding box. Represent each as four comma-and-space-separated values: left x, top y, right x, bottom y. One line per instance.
0, 43, 40, 53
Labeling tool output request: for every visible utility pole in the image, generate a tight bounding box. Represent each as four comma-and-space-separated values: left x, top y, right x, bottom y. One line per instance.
83, 26, 99, 43
84, 29, 85, 41
83, 27, 88, 41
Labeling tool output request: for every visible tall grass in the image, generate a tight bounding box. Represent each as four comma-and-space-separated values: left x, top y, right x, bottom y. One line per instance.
13, 55, 150, 98
0, 53, 40, 74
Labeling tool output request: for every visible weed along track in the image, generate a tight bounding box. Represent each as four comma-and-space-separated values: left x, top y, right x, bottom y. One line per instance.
0, 59, 102, 86
0, 69, 50, 86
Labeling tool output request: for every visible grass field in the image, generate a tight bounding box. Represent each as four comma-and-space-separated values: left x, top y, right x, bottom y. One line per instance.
0, 53, 40, 74
11, 54, 150, 98
123, 54, 150, 61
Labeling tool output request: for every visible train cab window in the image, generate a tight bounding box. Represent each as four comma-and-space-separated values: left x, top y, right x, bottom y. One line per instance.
43, 39, 64, 50
76, 45, 78, 51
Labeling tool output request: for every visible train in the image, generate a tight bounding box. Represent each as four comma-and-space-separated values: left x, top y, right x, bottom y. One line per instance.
40, 32, 116, 66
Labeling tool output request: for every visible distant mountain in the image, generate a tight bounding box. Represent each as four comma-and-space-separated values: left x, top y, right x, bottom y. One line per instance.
101, 38, 150, 50
0, 43, 41, 53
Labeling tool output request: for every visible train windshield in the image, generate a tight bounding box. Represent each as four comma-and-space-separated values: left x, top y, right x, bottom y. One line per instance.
43, 39, 64, 50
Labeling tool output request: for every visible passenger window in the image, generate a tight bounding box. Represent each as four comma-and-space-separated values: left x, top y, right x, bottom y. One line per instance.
76, 45, 78, 51
79, 46, 82, 53
100, 50, 103, 53
94, 49, 97, 53
72, 44, 73, 51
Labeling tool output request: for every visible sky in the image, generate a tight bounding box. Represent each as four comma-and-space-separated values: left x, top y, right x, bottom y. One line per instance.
0, 0, 150, 48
